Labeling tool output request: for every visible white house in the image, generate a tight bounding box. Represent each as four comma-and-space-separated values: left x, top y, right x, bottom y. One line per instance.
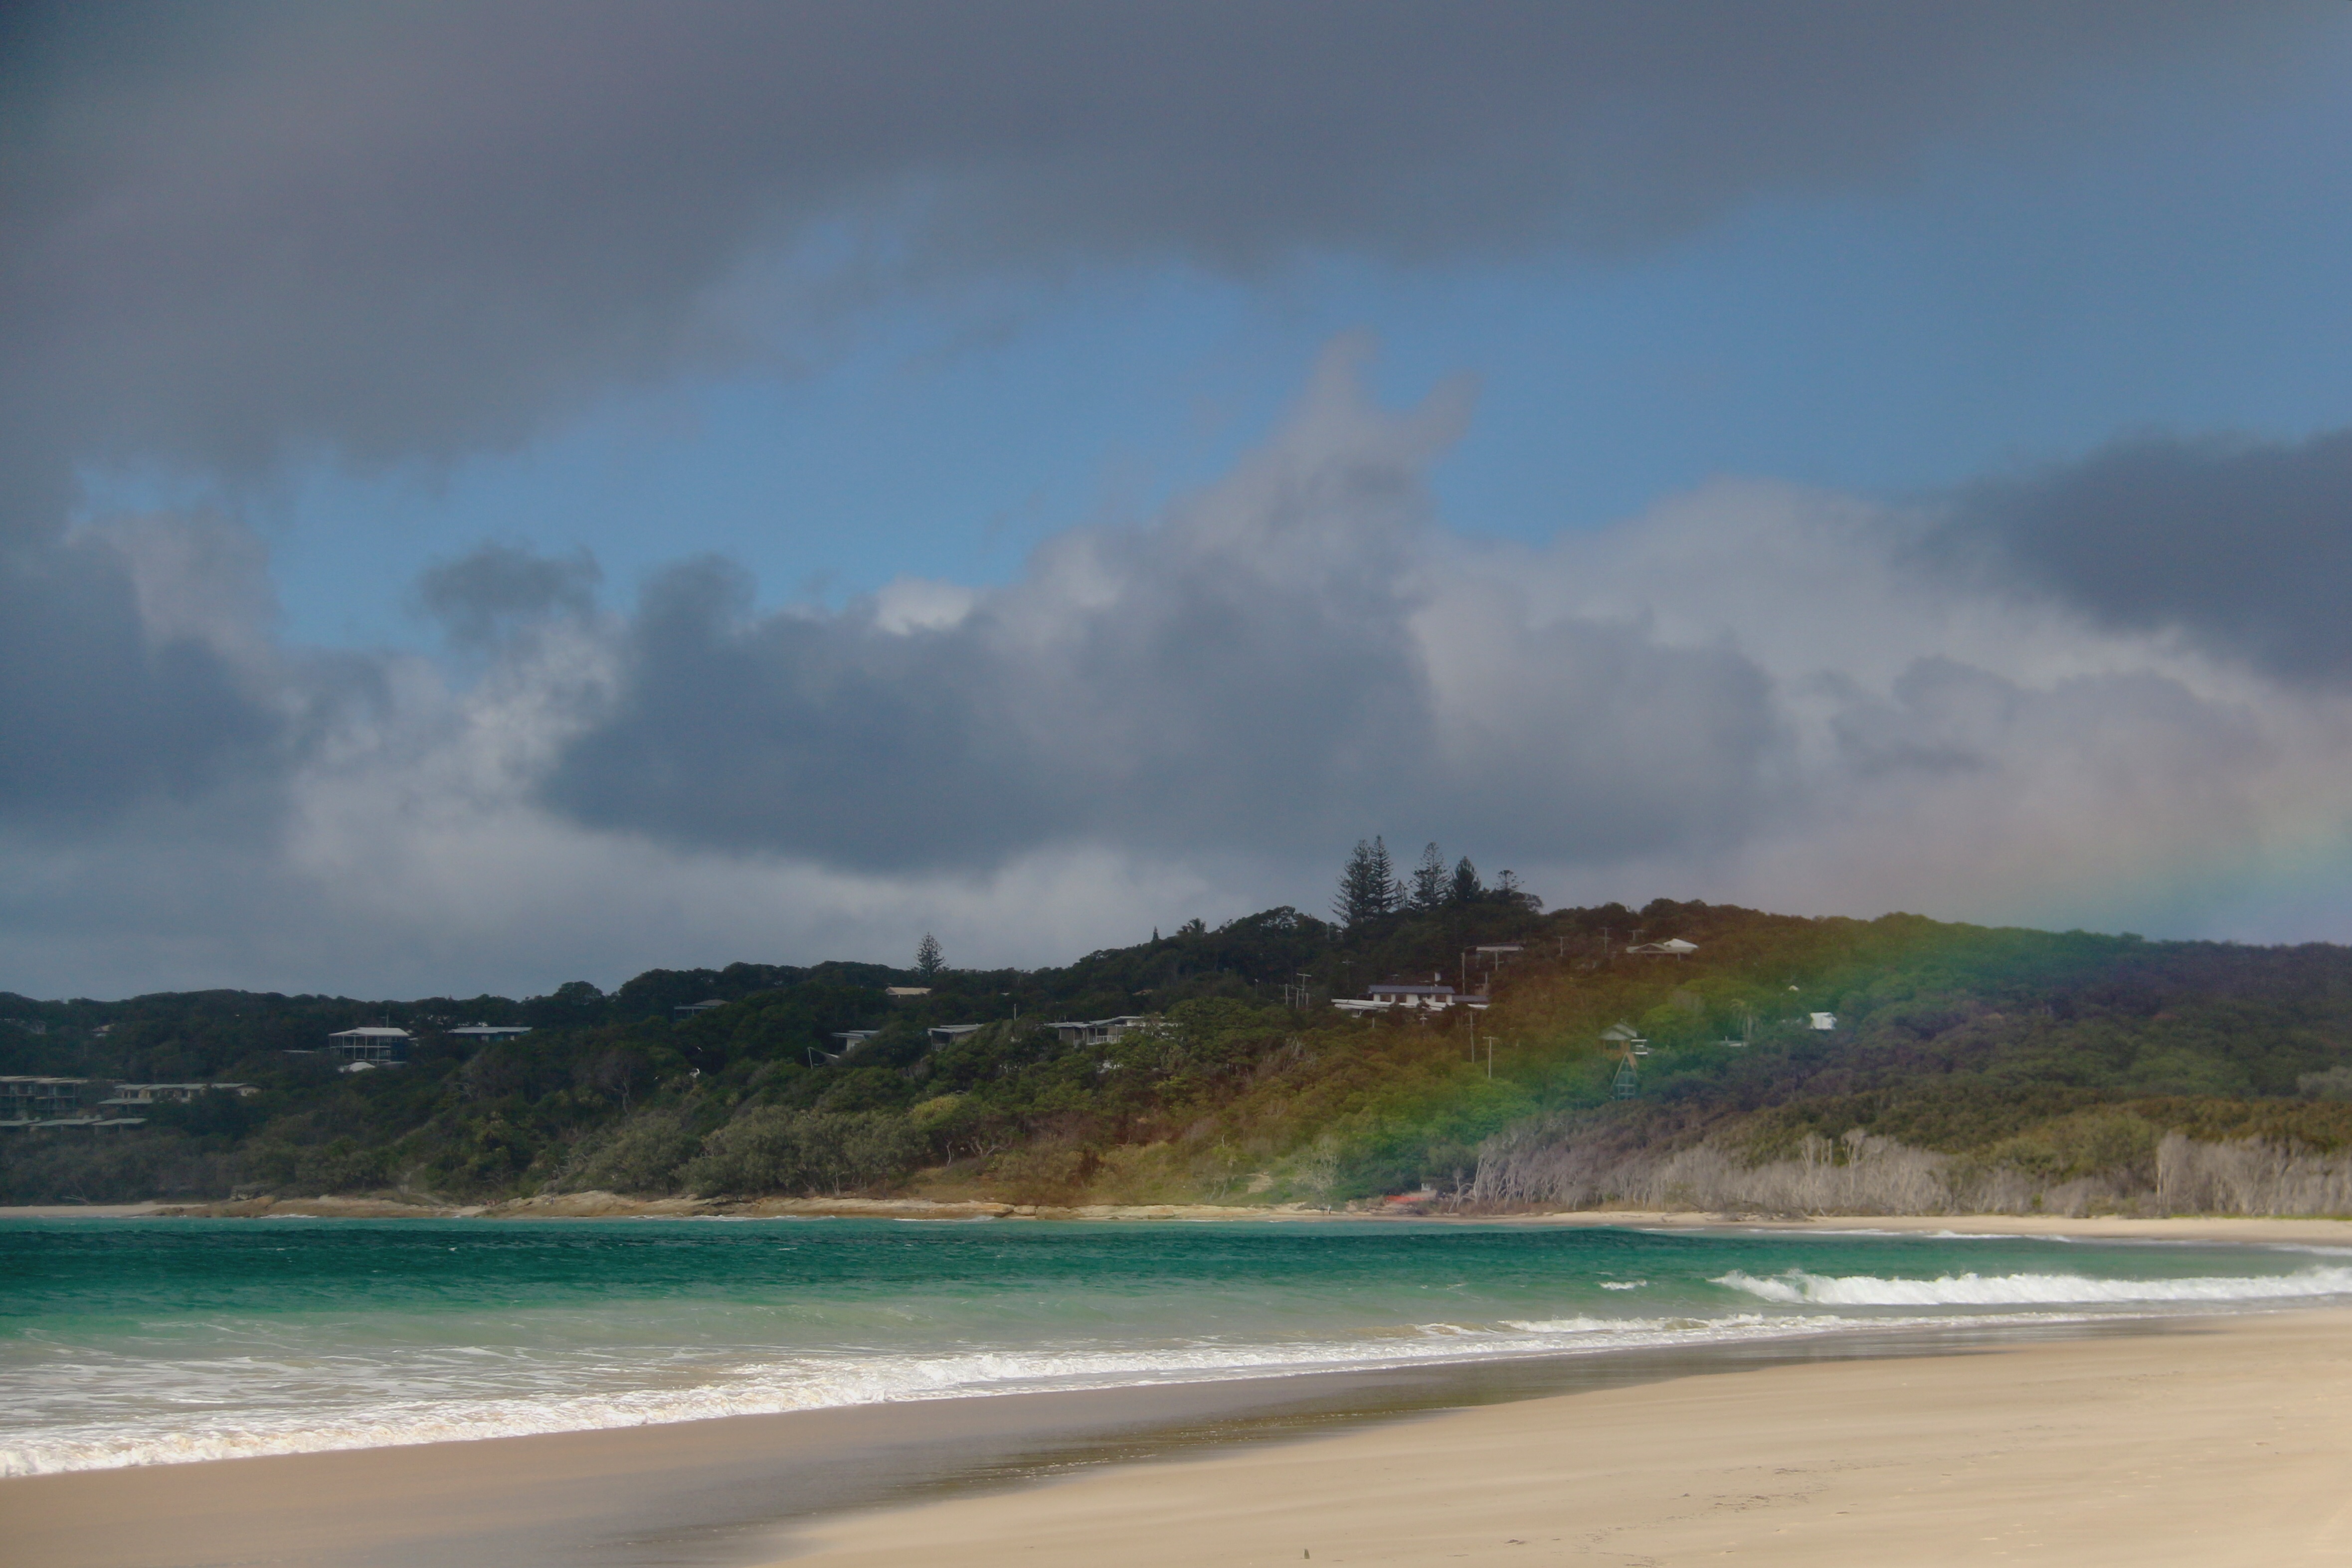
448, 1023, 531, 1043
327, 1027, 412, 1063
100, 1082, 257, 1106
1051, 1016, 1156, 1048
1333, 983, 1487, 1016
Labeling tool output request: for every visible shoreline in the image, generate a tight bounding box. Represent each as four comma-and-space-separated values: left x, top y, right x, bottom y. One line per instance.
1, 1310, 2227, 1568
10, 1194, 2352, 1247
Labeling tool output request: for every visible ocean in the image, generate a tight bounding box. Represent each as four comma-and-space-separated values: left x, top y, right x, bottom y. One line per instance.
6, 1216, 2348, 1478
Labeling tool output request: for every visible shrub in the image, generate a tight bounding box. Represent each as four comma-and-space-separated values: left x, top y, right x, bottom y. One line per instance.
563, 1110, 701, 1194
682, 1108, 920, 1196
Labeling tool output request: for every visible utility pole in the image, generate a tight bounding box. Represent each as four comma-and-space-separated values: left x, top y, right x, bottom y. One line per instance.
1482, 1036, 1497, 1080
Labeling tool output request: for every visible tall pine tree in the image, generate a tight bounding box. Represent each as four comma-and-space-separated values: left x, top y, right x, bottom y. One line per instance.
1410, 842, 1448, 911
1332, 836, 1400, 927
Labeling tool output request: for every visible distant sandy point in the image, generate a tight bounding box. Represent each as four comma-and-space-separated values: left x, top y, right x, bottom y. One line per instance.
10, 1194, 2352, 1247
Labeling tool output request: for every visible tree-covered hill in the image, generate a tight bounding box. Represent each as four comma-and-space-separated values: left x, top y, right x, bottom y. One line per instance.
8, 894, 2352, 1215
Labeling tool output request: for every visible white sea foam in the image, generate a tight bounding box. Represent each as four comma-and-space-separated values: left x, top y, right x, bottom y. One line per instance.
1713, 1265, 2352, 1307
1599, 1280, 1647, 1291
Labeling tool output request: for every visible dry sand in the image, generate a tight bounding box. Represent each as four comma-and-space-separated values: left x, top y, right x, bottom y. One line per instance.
1489, 1210, 2352, 1247
783, 1309, 2352, 1568
19, 1197, 2352, 1244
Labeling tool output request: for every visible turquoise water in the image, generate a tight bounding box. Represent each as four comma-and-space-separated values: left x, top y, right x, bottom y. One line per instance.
5, 1217, 2347, 1476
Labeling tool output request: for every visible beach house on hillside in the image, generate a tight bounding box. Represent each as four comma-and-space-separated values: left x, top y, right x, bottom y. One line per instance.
0, 1076, 152, 1129
1332, 981, 1489, 1016
326, 1027, 412, 1065
1051, 1016, 1155, 1048
100, 1082, 258, 1107
1625, 938, 1699, 957
0, 1076, 88, 1120
447, 1023, 531, 1043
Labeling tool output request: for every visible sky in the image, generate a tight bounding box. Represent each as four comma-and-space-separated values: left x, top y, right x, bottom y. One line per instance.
8, 1, 2352, 999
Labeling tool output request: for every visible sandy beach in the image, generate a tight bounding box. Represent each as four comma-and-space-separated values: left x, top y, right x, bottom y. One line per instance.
786, 1307, 2352, 1568
18, 1197, 2352, 1247
4, 1305, 2347, 1568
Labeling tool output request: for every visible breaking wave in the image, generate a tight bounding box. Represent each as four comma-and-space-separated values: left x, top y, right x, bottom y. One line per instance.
1713, 1265, 2352, 1307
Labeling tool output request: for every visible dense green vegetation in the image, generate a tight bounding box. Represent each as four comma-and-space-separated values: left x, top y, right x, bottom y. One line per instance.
7, 892, 2352, 1212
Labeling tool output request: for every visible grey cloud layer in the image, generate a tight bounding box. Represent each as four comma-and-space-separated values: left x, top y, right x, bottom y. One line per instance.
0, 529, 281, 818
4, 0, 2309, 480
542, 350, 1774, 871
1951, 429, 2352, 686
6, 4, 2352, 990
15, 358, 2348, 998
416, 544, 602, 649
524, 348, 2342, 913
10, 1, 2306, 844
8, 354, 2352, 996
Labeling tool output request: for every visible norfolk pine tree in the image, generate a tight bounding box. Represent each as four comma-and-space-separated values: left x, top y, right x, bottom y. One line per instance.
1410, 842, 1449, 911
1333, 836, 1401, 928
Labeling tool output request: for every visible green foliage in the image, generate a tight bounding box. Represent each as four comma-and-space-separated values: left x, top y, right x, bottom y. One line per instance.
682, 1108, 922, 1197
1333, 837, 1399, 926
12, 897, 2352, 1209
561, 1110, 702, 1193
1409, 843, 1449, 911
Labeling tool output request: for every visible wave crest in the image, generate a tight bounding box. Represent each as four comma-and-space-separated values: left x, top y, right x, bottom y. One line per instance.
1713, 1265, 2352, 1306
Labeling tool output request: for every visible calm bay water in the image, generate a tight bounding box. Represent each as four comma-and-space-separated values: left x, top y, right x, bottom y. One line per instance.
5, 1216, 2347, 1477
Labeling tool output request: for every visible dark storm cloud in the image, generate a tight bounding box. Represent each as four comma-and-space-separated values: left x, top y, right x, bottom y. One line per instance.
1948, 428, 2352, 685
415, 543, 601, 648
0, 530, 282, 818
2, 0, 2311, 482
543, 351, 1778, 872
